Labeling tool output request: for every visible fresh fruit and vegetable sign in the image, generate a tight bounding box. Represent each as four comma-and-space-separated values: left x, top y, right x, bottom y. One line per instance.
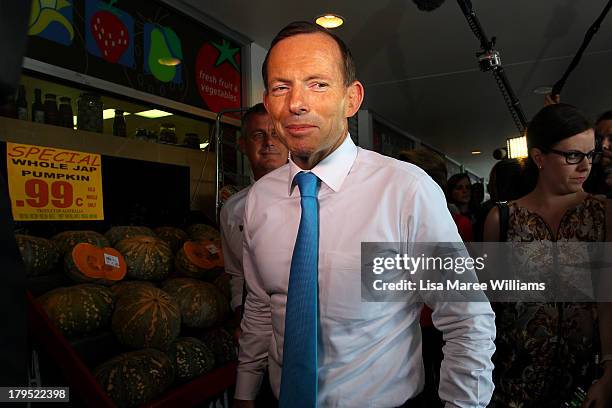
26, 0, 242, 113
6, 143, 104, 221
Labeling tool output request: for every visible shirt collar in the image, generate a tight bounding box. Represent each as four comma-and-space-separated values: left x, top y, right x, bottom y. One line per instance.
288, 133, 358, 196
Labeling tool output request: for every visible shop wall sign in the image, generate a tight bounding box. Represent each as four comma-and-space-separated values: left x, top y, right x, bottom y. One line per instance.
6, 143, 104, 221
26, 0, 242, 113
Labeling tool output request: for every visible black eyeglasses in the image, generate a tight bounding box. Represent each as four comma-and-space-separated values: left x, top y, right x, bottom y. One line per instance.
543, 148, 602, 165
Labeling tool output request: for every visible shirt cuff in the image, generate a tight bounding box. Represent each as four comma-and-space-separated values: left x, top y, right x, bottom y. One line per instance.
235, 371, 264, 401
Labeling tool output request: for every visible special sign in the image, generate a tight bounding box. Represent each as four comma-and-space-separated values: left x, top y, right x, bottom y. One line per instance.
6, 143, 104, 221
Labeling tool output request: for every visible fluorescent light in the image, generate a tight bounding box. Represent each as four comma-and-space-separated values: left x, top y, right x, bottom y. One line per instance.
200, 142, 209, 150
158, 57, 181, 66
315, 14, 344, 28
471, 150, 481, 155
506, 136, 528, 159
134, 109, 173, 119
533, 86, 553, 95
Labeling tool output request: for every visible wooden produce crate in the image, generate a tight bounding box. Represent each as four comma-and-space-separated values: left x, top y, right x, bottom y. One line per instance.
27, 291, 238, 407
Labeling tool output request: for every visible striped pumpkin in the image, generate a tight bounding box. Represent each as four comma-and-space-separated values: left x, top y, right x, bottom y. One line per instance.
38, 284, 114, 338
51, 230, 109, 255
110, 281, 155, 299
111, 285, 181, 350
94, 348, 174, 408
186, 224, 220, 241
64, 243, 127, 286
15, 234, 59, 276
115, 236, 172, 281
154, 226, 188, 254
213, 273, 232, 303
105, 226, 156, 246
161, 278, 229, 329
167, 337, 215, 381
199, 328, 237, 367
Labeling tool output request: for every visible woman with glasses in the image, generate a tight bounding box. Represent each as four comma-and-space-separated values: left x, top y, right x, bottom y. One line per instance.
484, 104, 612, 407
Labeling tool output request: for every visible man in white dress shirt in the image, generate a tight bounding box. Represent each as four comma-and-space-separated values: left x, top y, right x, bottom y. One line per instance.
234, 21, 496, 408
220, 103, 288, 338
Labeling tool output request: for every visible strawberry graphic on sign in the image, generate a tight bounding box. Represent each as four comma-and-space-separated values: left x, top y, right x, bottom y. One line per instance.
90, 0, 128, 62
85, 0, 134, 67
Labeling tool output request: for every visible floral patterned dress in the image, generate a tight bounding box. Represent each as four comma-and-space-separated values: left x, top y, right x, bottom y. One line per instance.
490, 195, 606, 408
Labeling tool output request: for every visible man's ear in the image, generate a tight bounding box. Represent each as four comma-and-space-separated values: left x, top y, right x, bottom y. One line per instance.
345, 80, 364, 118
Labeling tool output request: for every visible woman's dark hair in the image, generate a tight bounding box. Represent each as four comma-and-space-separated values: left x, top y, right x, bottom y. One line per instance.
596, 110, 612, 125
446, 173, 471, 204
524, 104, 593, 190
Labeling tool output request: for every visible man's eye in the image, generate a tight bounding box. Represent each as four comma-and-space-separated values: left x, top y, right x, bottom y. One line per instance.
312, 82, 329, 89
272, 85, 288, 93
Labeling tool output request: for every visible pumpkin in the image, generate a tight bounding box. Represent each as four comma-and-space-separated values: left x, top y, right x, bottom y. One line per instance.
15, 234, 59, 276
64, 243, 127, 285
38, 284, 114, 338
115, 236, 172, 281
105, 226, 156, 246
110, 281, 155, 299
161, 278, 229, 329
51, 230, 109, 255
154, 226, 188, 254
174, 240, 223, 281
167, 337, 215, 381
186, 224, 220, 241
214, 273, 232, 302
111, 285, 181, 350
199, 328, 237, 367
93, 348, 174, 408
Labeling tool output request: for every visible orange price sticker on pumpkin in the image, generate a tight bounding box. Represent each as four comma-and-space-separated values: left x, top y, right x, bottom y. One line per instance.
6, 143, 104, 221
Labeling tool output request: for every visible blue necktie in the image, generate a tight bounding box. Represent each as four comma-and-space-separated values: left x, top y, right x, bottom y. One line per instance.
279, 172, 320, 408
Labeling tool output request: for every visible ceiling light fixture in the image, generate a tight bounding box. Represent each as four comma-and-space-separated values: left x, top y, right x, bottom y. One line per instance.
533, 86, 553, 95
134, 109, 173, 119
158, 57, 181, 66
471, 150, 481, 155
315, 14, 344, 29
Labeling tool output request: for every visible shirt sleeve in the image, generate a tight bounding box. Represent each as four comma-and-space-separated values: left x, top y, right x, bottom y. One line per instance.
405, 174, 496, 408
219, 203, 245, 311
234, 194, 272, 400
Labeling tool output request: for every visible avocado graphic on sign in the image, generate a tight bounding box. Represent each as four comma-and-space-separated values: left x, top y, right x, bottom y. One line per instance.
144, 23, 183, 84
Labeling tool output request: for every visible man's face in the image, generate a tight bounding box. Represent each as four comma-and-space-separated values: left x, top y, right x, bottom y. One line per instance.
239, 113, 288, 180
264, 32, 364, 169
596, 119, 612, 166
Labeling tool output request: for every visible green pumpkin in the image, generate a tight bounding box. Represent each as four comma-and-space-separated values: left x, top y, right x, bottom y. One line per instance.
174, 244, 223, 281
112, 285, 181, 350
105, 226, 156, 246
199, 328, 237, 367
110, 281, 156, 299
115, 236, 172, 281
15, 234, 59, 276
93, 348, 174, 408
213, 273, 232, 302
154, 226, 188, 254
186, 224, 220, 241
38, 284, 114, 338
161, 278, 229, 329
167, 337, 215, 381
51, 230, 109, 255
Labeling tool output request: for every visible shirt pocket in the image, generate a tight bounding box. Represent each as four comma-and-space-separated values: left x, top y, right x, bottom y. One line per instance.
320, 251, 385, 320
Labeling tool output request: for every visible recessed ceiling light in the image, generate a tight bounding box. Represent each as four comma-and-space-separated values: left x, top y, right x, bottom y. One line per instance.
134, 109, 173, 119
471, 150, 481, 155
533, 86, 553, 95
158, 57, 181, 66
315, 14, 344, 29
506, 136, 528, 159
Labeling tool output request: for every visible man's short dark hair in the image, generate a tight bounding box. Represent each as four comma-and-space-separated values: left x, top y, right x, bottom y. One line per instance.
262, 21, 357, 89
596, 110, 612, 125
241, 103, 268, 136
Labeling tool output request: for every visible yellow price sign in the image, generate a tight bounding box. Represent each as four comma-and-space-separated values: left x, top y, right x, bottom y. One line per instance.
6, 143, 104, 221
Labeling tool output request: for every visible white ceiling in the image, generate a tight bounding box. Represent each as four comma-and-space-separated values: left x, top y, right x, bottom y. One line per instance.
188, 0, 612, 177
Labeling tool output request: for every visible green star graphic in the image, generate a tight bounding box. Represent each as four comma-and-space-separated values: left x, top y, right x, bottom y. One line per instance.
212, 39, 240, 71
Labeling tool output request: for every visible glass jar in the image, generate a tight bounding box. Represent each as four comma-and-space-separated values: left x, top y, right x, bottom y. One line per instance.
58, 96, 74, 128
77, 93, 103, 133
113, 109, 127, 137
44, 94, 59, 126
134, 128, 148, 141
158, 122, 177, 144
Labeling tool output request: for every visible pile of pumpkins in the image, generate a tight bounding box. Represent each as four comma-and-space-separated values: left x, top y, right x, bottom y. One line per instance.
17, 224, 236, 408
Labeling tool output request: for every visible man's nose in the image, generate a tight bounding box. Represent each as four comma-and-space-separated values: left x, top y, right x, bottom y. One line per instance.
288, 87, 309, 115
